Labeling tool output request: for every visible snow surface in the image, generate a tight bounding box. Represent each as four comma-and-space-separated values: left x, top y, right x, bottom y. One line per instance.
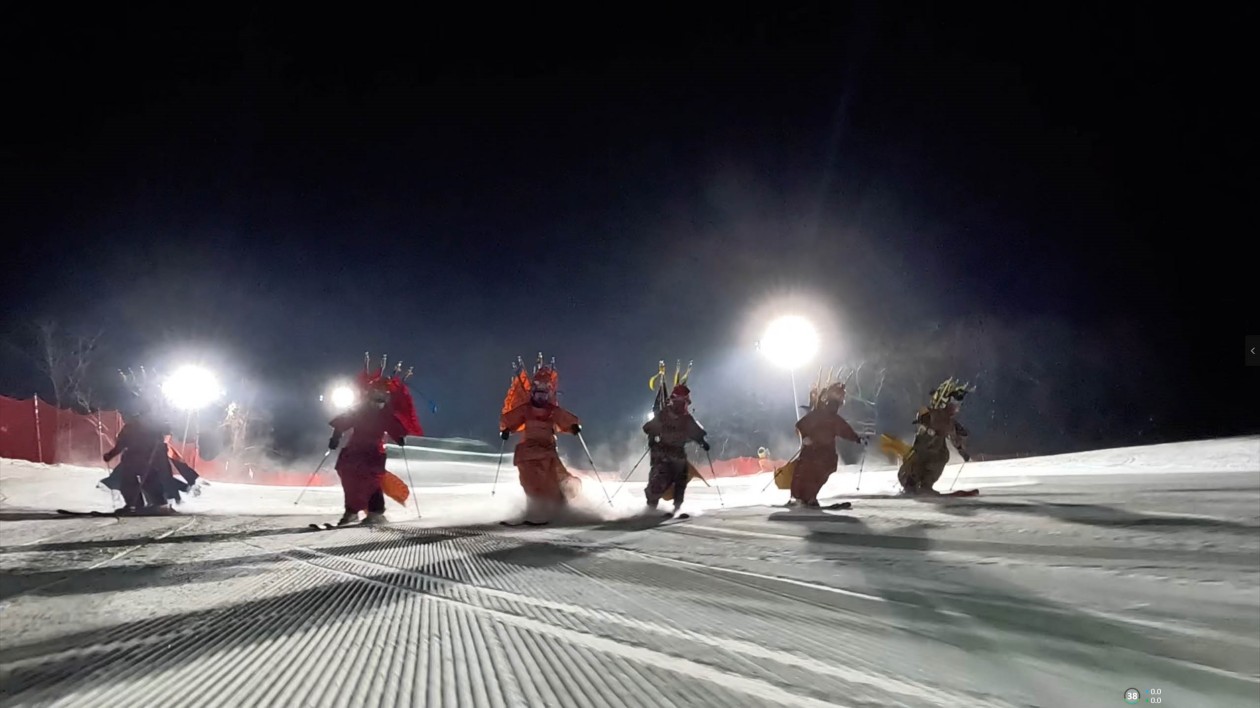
0, 436, 1257, 707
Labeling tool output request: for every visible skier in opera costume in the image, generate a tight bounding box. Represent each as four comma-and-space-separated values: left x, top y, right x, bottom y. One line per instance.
101, 367, 199, 514
788, 373, 865, 508
642, 360, 710, 516
499, 354, 584, 524
881, 377, 975, 496
327, 353, 424, 526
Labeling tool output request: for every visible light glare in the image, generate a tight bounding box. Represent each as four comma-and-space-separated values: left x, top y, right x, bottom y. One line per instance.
162, 365, 223, 411
331, 385, 356, 411
760, 315, 819, 369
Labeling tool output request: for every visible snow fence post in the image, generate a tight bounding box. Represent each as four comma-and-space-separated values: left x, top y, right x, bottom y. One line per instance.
97, 412, 105, 467
33, 396, 44, 464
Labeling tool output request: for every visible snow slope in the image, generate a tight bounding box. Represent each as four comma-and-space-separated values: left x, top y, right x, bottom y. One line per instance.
0, 436, 1257, 707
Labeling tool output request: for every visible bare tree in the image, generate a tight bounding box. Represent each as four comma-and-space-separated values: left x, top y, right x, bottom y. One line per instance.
34, 321, 102, 411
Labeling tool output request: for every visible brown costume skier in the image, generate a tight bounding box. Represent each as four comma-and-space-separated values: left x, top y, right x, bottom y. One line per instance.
790, 378, 864, 507
894, 377, 973, 495
642, 360, 710, 514
642, 368, 710, 514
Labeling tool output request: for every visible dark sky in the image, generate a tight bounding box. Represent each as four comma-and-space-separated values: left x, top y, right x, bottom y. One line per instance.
3, 4, 1253, 461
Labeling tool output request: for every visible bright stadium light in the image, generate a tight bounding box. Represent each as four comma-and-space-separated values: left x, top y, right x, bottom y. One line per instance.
331, 384, 357, 411
759, 315, 819, 370
162, 365, 224, 411
758, 315, 819, 417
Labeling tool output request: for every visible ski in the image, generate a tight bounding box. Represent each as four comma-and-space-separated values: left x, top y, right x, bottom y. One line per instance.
660, 512, 690, 524
778, 502, 852, 511
943, 489, 979, 497
57, 509, 117, 517
308, 523, 358, 531
499, 520, 549, 527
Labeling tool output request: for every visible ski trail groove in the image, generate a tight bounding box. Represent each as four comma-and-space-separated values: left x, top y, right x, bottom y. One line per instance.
261, 536, 989, 706
11, 542, 287, 704
268, 539, 852, 707
288, 536, 946, 701
3, 519, 198, 604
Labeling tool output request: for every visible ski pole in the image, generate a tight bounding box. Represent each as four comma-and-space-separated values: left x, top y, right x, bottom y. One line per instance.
703, 449, 725, 507
948, 459, 969, 491
576, 432, 614, 506
610, 445, 650, 501
293, 449, 332, 505
399, 440, 422, 519
855, 444, 868, 491
491, 434, 507, 496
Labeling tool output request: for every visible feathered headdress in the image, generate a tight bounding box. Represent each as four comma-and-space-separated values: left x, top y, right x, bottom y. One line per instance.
118, 365, 167, 415
357, 352, 424, 436
930, 377, 974, 409
649, 359, 692, 415
803, 366, 852, 411
501, 353, 559, 430
119, 365, 158, 398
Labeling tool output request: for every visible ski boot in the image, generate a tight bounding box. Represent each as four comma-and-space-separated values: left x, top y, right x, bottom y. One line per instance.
361, 512, 388, 526
336, 511, 360, 526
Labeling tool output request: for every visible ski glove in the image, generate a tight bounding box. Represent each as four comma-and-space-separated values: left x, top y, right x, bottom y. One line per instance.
960, 450, 971, 462
328, 434, 341, 450
570, 424, 582, 435
700, 440, 711, 451
393, 436, 406, 446
500, 430, 511, 440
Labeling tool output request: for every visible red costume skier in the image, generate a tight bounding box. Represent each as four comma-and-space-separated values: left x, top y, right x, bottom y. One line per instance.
328, 354, 424, 525
499, 354, 583, 522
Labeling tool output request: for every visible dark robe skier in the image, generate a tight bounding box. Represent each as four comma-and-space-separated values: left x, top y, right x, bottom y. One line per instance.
643, 384, 709, 514
102, 407, 176, 514
160, 436, 204, 504
328, 355, 425, 526
790, 381, 864, 507
895, 378, 973, 495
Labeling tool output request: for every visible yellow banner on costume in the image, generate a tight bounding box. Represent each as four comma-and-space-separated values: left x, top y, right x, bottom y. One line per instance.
879, 433, 912, 464
773, 459, 796, 489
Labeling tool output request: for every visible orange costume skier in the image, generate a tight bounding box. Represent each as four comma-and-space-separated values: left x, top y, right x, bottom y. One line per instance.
500, 354, 583, 520
789, 373, 865, 507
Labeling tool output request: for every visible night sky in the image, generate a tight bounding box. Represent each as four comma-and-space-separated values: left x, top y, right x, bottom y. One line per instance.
3, 5, 1252, 462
